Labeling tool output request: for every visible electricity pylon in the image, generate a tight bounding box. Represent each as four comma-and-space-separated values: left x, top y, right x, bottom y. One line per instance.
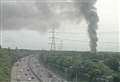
50, 27, 56, 52
58, 40, 63, 50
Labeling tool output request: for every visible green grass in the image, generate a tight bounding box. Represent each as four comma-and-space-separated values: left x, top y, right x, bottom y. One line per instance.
0, 48, 43, 82
0, 48, 29, 82
0, 48, 12, 82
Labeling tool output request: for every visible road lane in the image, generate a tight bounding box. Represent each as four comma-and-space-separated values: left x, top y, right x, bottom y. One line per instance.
11, 56, 39, 82
11, 55, 68, 82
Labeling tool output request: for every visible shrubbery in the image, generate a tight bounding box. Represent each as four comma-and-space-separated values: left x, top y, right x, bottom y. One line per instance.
0, 49, 11, 81
42, 52, 120, 82
0, 48, 40, 81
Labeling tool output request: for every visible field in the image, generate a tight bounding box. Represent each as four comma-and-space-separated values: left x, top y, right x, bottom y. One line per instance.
40, 51, 120, 82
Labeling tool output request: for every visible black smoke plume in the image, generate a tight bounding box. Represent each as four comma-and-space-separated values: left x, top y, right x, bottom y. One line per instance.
74, 0, 99, 53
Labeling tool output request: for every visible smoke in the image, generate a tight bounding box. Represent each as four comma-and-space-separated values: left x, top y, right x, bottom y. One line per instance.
0, 0, 99, 52
0, 0, 81, 32
74, 0, 99, 53
0, 0, 60, 32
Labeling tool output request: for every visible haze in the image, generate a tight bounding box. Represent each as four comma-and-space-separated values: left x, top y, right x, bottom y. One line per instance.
0, 0, 119, 52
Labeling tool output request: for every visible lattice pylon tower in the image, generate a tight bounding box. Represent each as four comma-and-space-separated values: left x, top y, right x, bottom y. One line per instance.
50, 27, 56, 51
59, 40, 63, 50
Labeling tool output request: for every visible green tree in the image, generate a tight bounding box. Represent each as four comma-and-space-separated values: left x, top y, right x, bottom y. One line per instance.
105, 57, 120, 71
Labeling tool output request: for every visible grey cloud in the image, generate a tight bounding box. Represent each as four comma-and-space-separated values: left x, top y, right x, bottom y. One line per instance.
0, 0, 61, 31
0, 0, 82, 32
0, 0, 99, 52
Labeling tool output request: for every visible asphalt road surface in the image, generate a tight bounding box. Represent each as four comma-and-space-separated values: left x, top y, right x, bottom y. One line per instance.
11, 56, 39, 82
11, 55, 67, 82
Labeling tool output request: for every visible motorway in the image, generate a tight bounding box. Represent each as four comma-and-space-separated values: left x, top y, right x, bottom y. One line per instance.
11, 55, 67, 82
11, 56, 39, 82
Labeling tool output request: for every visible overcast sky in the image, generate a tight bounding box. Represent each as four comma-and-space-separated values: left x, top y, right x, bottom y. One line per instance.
0, 0, 120, 52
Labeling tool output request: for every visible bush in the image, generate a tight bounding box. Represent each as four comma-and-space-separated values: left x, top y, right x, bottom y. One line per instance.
42, 52, 120, 82
0, 49, 11, 81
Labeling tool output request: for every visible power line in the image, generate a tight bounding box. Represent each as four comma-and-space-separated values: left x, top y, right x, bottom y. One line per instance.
48, 29, 118, 51
58, 40, 63, 50
50, 27, 56, 51
49, 37, 118, 44
48, 31, 119, 35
